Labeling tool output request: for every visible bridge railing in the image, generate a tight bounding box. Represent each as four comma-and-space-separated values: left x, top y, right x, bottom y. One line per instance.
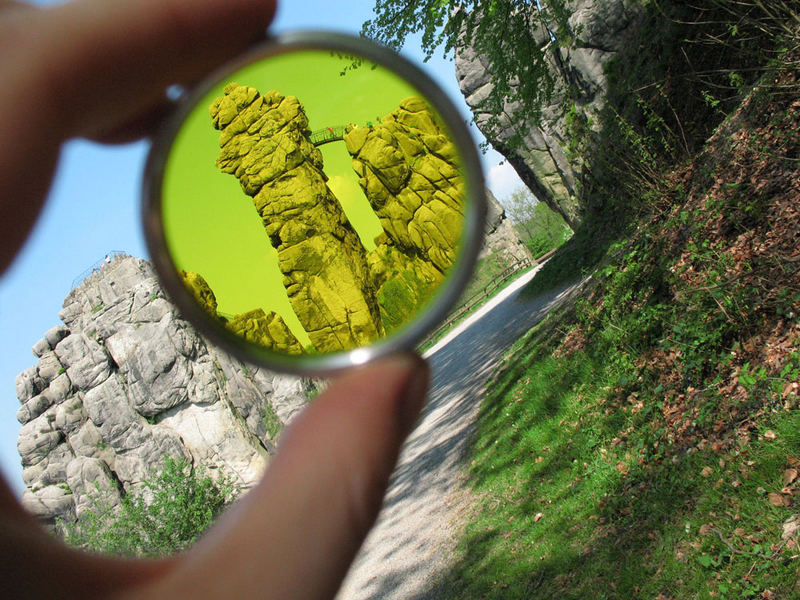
309, 126, 347, 146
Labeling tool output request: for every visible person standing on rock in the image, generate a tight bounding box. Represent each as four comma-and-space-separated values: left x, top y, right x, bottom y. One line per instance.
0, 1, 429, 598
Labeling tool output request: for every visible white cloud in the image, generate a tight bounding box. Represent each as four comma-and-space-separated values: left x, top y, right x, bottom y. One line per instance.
486, 159, 526, 203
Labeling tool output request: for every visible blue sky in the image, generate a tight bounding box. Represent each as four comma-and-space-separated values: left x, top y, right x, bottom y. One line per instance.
0, 0, 524, 491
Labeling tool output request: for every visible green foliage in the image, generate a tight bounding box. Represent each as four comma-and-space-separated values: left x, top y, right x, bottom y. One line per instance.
439, 199, 800, 598
61, 457, 236, 558
363, 0, 571, 146
503, 187, 571, 257
438, 22, 800, 595
263, 402, 282, 440
377, 269, 437, 334
524, 205, 572, 258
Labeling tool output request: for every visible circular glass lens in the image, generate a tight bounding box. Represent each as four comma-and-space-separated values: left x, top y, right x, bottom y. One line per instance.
144, 32, 485, 374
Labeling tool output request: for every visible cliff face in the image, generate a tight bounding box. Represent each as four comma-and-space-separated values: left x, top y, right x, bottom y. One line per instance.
208, 84, 467, 349
455, 0, 645, 230
16, 256, 311, 529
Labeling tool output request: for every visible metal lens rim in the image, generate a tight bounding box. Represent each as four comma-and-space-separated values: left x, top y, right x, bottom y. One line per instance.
143, 30, 486, 376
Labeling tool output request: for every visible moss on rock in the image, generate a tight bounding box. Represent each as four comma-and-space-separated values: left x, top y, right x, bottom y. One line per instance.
367, 239, 443, 334
225, 309, 305, 355
178, 270, 218, 317
179, 270, 304, 354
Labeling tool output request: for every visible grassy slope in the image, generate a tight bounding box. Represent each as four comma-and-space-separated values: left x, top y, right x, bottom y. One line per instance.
439, 57, 800, 599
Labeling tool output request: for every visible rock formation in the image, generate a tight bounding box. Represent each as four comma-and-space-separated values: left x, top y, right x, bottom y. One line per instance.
210, 83, 384, 353
344, 97, 464, 273
455, 0, 645, 230
480, 189, 534, 263
344, 97, 466, 333
209, 84, 467, 348
179, 269, 304, 355
16, 256, 312, 529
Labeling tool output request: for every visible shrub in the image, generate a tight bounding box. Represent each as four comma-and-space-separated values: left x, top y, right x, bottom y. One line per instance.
61, 457, 236, 557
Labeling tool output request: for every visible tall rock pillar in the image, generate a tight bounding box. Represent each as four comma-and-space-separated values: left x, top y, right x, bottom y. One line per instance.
210, 84, 384, 353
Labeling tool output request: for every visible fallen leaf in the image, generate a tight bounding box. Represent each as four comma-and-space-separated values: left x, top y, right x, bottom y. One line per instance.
784, 469, 798, 486
699, 524, 712, 536
769, 493, 791, 507
534, 512, 543, 523
764, 430, 778, 440
701, 466, 713, 477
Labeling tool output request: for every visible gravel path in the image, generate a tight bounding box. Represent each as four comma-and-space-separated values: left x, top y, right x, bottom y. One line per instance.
336, 268, 584, 600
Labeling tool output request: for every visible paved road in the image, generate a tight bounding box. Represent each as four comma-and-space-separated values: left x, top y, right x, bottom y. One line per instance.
337, 270, 585, 600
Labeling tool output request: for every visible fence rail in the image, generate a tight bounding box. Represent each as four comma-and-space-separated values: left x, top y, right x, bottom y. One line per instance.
70, 251, 129, 290
419, 248, 557, 348
420, 257, 532, 347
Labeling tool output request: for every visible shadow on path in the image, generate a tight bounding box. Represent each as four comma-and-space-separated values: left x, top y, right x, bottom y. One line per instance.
337, 276, 586, 600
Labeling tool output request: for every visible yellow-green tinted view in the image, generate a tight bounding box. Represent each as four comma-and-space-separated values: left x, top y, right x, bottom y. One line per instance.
163, 49, 466, 355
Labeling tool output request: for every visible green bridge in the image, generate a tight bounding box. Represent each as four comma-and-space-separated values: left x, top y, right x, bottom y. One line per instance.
309, 126, 346, 146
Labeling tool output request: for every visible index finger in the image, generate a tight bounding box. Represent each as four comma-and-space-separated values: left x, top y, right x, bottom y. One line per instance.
0, 0, 276, 272
5, 0, 277, 140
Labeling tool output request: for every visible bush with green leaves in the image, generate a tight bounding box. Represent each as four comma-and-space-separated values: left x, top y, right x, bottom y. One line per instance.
61, 457, 237, 557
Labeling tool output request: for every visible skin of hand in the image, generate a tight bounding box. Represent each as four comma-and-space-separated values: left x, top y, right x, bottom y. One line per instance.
0, 1, 430, 598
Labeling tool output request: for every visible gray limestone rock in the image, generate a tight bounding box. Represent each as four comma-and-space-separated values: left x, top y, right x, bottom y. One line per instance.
16, 255, 311, 529
455, 0, 645, 229
36, 351, 63, 387
66, 457, 121, 520
32, 337, 51, 358
16, 366, 44, 403
44, 325, 70, 348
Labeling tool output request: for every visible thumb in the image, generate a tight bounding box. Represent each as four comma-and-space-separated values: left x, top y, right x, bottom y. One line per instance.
133, 354, 429, 600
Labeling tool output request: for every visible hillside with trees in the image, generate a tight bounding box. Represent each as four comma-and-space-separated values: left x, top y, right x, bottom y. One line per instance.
365, 0, 800, 597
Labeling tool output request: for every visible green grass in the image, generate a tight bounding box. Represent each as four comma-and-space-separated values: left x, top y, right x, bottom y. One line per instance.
436, 58, 800, 597
439, 304, 799, 599
264, 401, 282, 440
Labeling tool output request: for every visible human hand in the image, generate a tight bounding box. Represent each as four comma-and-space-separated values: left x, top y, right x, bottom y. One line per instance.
0, 1, 430, 598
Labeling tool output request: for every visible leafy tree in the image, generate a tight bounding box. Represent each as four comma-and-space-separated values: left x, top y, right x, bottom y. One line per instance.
503, 187, 571, 256
362, 0, 572, 145
61, 457, 236, 558
504, 187, 538, 240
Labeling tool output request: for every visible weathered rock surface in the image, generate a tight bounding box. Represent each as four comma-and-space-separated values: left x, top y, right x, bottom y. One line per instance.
345, 97, 465, 273
455, 0, 645, 229
179, 269, 305, 355
16, 255, 312, 529
225, 309, 305, 355
210, 83, 384, 352
345, 97, 467, 330
367, 238, 444, 334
